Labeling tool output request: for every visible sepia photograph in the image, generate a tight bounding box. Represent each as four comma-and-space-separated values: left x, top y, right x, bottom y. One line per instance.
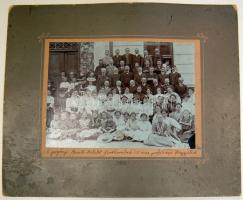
42, 38, 201, 155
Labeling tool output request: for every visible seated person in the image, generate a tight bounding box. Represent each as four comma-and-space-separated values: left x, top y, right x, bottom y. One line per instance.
113, 110, 125, 130
123, 87, 133, 103
88, 110, 101, 129
66, 90, 80, 114
167, 94, 178, 113
47, 111, 70, 139
178, 109, 194, 143
141, 95, 153, 116
164, 85, 181, 104
169, 103, 182, 122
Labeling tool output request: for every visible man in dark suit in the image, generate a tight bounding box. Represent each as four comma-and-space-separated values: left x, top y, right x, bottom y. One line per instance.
134, 67, 146, 85
152, 48, 163, 67
175, 77, 188, 98
132, 48, 144, 69
112, 49, 123, 67
120, 65, 134, 88
141, 77, 148, 94
94, 59, 105, 79
96, 68, 109, 91
169, 65, 181, 86
122, 48, 133, 68
129, 80, 137, 94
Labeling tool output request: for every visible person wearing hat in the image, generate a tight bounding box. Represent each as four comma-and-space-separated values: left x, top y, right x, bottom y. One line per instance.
86, 74, 97, 94
164, 85, 181, 104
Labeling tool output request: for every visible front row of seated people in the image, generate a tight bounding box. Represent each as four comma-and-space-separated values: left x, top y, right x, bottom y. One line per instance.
47, 102, 194, 148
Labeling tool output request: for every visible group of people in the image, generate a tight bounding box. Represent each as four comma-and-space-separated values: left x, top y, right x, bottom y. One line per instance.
46, 47, 196, 148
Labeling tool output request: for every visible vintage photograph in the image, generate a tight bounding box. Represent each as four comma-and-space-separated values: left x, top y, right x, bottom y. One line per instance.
44, 39, 197, 150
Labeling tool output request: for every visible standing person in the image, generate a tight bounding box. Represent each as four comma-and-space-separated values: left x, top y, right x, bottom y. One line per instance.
155, 60, 163, 71
112, 49, 123, 67
132, 48, 144, 69
122, 48, 133, 68
129, 80, 137, 94
94, 59, 105, 79
152, 48, 162, 67
169, 65, 181, 86
146, 67, 158, 87
96, 68, 109, 91
151, 79, 161, 95
141, 77, 148, 94
102, 50, 113, 66
114, 80, 123, 95
106, 60, 117, 77
46, 90, 55, 128
134, 66, 146, 85
110, 67, 120, 88
158, 67, 168, 86
135, 86, 145, 102
120, 66, 134, 88
118, 60, 125, 74
143, 60, 151, 73
103, 80, 111, 95
143, 49, 153, 66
